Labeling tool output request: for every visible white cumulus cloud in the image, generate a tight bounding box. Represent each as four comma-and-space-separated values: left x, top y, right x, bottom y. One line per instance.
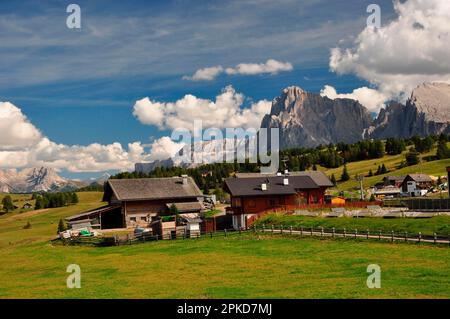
225, 59, 293, 76
0, 102, 42, 150
320, 85, 388, 113
183, 59, 293, 81
330, 0, 450, 102
182, 66, 224, 81
133, 85, 272, 131
0, 101, 150, 172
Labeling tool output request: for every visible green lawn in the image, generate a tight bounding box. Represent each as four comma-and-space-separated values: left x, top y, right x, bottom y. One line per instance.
0, 192, 449, 299
319, 145, 450, 191
254, 213, 450, 237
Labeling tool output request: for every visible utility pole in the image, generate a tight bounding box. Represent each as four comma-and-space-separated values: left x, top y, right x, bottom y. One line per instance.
356, 174, 364, 201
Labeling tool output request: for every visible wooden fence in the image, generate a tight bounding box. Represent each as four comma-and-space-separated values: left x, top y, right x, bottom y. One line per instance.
59, 225, 450, 247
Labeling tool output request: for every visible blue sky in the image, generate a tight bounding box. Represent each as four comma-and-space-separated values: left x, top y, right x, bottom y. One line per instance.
0, 0, 398, 178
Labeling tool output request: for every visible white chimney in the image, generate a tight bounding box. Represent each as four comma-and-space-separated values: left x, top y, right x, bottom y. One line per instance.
181, 174, 188, 185
261, 183, 267, 191
276, 172, 282, 176
284, 169, 289, 175
283, 178, 289, 186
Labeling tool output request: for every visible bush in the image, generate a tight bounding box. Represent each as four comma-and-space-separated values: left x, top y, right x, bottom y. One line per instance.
23, 221, 32, 229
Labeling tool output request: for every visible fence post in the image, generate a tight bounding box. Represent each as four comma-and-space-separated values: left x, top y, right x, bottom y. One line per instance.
434, 232, 437, 244
239, 228, 241, 235
379, 230, 381, 240
418, 232, 421, 243
271, 225, 274, 234
225, 229, 227, 237
321, 227, 324, 237
332, 227, 335, 238
343, 228, 346, 238
367, 229, 369, 240
210, 232, 213, 239
354, 229, 358, 239
300, 226, 303, 236
262, 224, 266, 233
391, 230, 394, 242
310, 226, 313, 236
197, 232, 199, 239
404, 232, 408, 242
281, 225, 284, 235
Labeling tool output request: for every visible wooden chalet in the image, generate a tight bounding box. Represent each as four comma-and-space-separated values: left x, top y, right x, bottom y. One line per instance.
66, 176, 204, 230
224, 171, 333, 229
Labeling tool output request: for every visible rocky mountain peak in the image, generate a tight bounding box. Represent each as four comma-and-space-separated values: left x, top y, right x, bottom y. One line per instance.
0, 167, 76, 193
409, 82, 450, 123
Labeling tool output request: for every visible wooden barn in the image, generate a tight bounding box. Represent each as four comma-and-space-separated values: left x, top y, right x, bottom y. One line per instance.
224, 171, 333, 229
66, 176, 204, 230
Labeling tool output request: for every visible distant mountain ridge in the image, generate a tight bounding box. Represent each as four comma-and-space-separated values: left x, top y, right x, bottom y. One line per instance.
0, 167, 79, 193
262, 82, 450, 149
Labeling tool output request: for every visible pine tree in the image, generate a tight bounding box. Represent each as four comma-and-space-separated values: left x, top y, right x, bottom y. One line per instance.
330, 174, 337, 186
340, 165, 350, 182
368, 169, 373, 177
380, 164, 388, 174
1, 195, 14, 213
436, 140, 450, 159
71, 192, 79, 204
57, 218, 66, 234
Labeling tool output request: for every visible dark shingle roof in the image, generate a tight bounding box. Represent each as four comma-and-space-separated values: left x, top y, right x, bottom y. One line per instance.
166, 202, 204, 213
406, 174, 432, 182
234, 171, 334, 187
107, 177, 202, 201
224, 175, 319, 197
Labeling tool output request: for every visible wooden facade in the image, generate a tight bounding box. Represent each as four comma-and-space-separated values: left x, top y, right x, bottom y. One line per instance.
224, 172, 333, 229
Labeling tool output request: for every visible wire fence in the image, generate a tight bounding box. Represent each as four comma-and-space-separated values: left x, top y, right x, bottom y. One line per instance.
58, 224, 450, 247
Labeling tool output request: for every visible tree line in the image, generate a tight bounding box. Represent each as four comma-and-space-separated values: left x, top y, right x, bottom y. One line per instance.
110, 134, 450, 192
33, 192, 79, 210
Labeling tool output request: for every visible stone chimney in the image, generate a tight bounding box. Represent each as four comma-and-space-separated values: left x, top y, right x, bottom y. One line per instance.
181, 174, 188, 185
283, 178, 289, 186
261, 183, 267, 191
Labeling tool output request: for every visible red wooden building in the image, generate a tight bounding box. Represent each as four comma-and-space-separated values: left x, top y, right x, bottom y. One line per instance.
224, 171, 333, 229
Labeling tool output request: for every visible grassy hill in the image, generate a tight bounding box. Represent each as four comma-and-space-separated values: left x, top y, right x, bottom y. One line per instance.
0, 191, 449, 298
319, 144, 450, 192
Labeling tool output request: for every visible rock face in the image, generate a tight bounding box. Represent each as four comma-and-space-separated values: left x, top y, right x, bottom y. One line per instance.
260, 86, 374, 149
0, 167, 77, 193
371, 82, 450, 139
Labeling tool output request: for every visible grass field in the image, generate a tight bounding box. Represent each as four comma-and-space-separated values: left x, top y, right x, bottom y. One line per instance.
0, 192, 449, 299
319, 144, 450, 191
254, 214, 450, 236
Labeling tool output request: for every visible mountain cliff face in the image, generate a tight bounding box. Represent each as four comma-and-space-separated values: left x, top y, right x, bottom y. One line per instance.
371, 82, 450, 139
0, 167, 77, 193
260, 86, 374, 149
261, 83, 450, 149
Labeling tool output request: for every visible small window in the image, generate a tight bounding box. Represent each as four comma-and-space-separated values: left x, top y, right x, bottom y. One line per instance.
269, 199, 276, 207
233, 198, 242, 207
140, 216, 147, 221
129, 217, 137, 222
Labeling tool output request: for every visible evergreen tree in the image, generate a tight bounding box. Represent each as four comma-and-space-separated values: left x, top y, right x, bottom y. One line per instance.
368, 169, 373, 177
380, 164, 388, 174
71, 192, 79, 204
57, 218, 67, 234
340, 165, 350, 182
405, 149, 420, 166
1, 195, 14, 213
436, 140, 450, 159
330, 174, 337, 186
